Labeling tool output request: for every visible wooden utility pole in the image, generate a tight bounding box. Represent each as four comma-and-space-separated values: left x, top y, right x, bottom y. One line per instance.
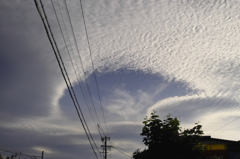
101, 136, 111, 159
41, 151, 44, 159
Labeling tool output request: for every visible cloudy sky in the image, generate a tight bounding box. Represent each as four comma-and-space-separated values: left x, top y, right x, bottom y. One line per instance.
1, 0, 240, 159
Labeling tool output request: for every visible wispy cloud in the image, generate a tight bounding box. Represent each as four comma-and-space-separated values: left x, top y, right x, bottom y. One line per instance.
1, 0, 240, 159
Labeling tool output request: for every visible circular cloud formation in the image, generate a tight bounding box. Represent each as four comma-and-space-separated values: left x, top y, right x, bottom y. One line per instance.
69, 0, 240, 140
70, 0, 239, 98
1, 1, 240, 159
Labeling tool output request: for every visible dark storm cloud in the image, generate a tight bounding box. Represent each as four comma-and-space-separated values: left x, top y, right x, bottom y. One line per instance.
0, 126, 98, 159
0, 0, 64, 121
0, 34, 55, 120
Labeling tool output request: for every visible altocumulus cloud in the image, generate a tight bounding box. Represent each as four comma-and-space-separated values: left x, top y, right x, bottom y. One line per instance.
1, 0, 240, 159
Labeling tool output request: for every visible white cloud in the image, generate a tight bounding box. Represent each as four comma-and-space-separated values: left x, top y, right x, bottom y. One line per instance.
104, 87, 152, 121
2, 0, 240, 159
73, 0, 240, 99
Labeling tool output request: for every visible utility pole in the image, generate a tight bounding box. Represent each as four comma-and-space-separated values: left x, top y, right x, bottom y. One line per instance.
18, 152, 21, 159
101, 136, 112, 159
41, 151, 44, 159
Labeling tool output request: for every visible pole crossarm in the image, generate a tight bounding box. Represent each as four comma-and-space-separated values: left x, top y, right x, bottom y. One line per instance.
101, 136, 112, 159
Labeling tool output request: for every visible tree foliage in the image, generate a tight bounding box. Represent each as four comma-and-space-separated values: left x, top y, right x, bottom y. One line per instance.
0, 153, 16, 159
133, 111, 206, 159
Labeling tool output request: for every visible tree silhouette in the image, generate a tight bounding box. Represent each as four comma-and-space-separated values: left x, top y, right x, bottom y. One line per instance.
133, 111, 206, 159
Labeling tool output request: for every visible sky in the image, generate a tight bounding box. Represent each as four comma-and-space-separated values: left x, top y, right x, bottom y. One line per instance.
1, 0, 240, 159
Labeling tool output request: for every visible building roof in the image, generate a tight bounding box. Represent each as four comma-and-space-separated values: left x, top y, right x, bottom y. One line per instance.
200, 136, 240, 145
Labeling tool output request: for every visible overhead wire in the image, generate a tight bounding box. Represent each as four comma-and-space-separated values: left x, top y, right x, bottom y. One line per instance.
34, 0, 99, 158
78, 0, 109, 136
56, 0, 92, 119
63, 0, 102, 128
43, 0, 101, 157
98, 123, 108, 137
109, 141, 132, 158
58, 0, 91, 110
221, 126, 240, 132
97, 124, 103, 138
51, 0, 101, 139
61, 1, 104, 155
35, 0, 92, 155
97, 126, 132, 158
0, 148, 41, 158
42, 0, 102, 158
98, 125, 132, 159
35, 1, 240, 159
209, 116, 240, 134
210, 126, 240, 134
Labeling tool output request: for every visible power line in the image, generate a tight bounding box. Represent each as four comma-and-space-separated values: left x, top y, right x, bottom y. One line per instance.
58, 0, 92, 112
58, 0, 101, 138
98, 124, 108, 137
61, 1, 103, 156
209, 116, 240, 134
0, 148, 41, 158
34, 1, 99, 158
210, 126, 240, 134
63, 0, 102, 128
78, 0, 109, 136
45, 0, 102, 157
51, 0, 101, 139
109, 141, 132, 158
40, 0, 101, 157
56, 0, 94, 121
97, 124, 104, 138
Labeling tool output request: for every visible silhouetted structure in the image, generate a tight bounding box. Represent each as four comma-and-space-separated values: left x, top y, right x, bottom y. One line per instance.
200, 136, 240, 159
133, 111, 206, 159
